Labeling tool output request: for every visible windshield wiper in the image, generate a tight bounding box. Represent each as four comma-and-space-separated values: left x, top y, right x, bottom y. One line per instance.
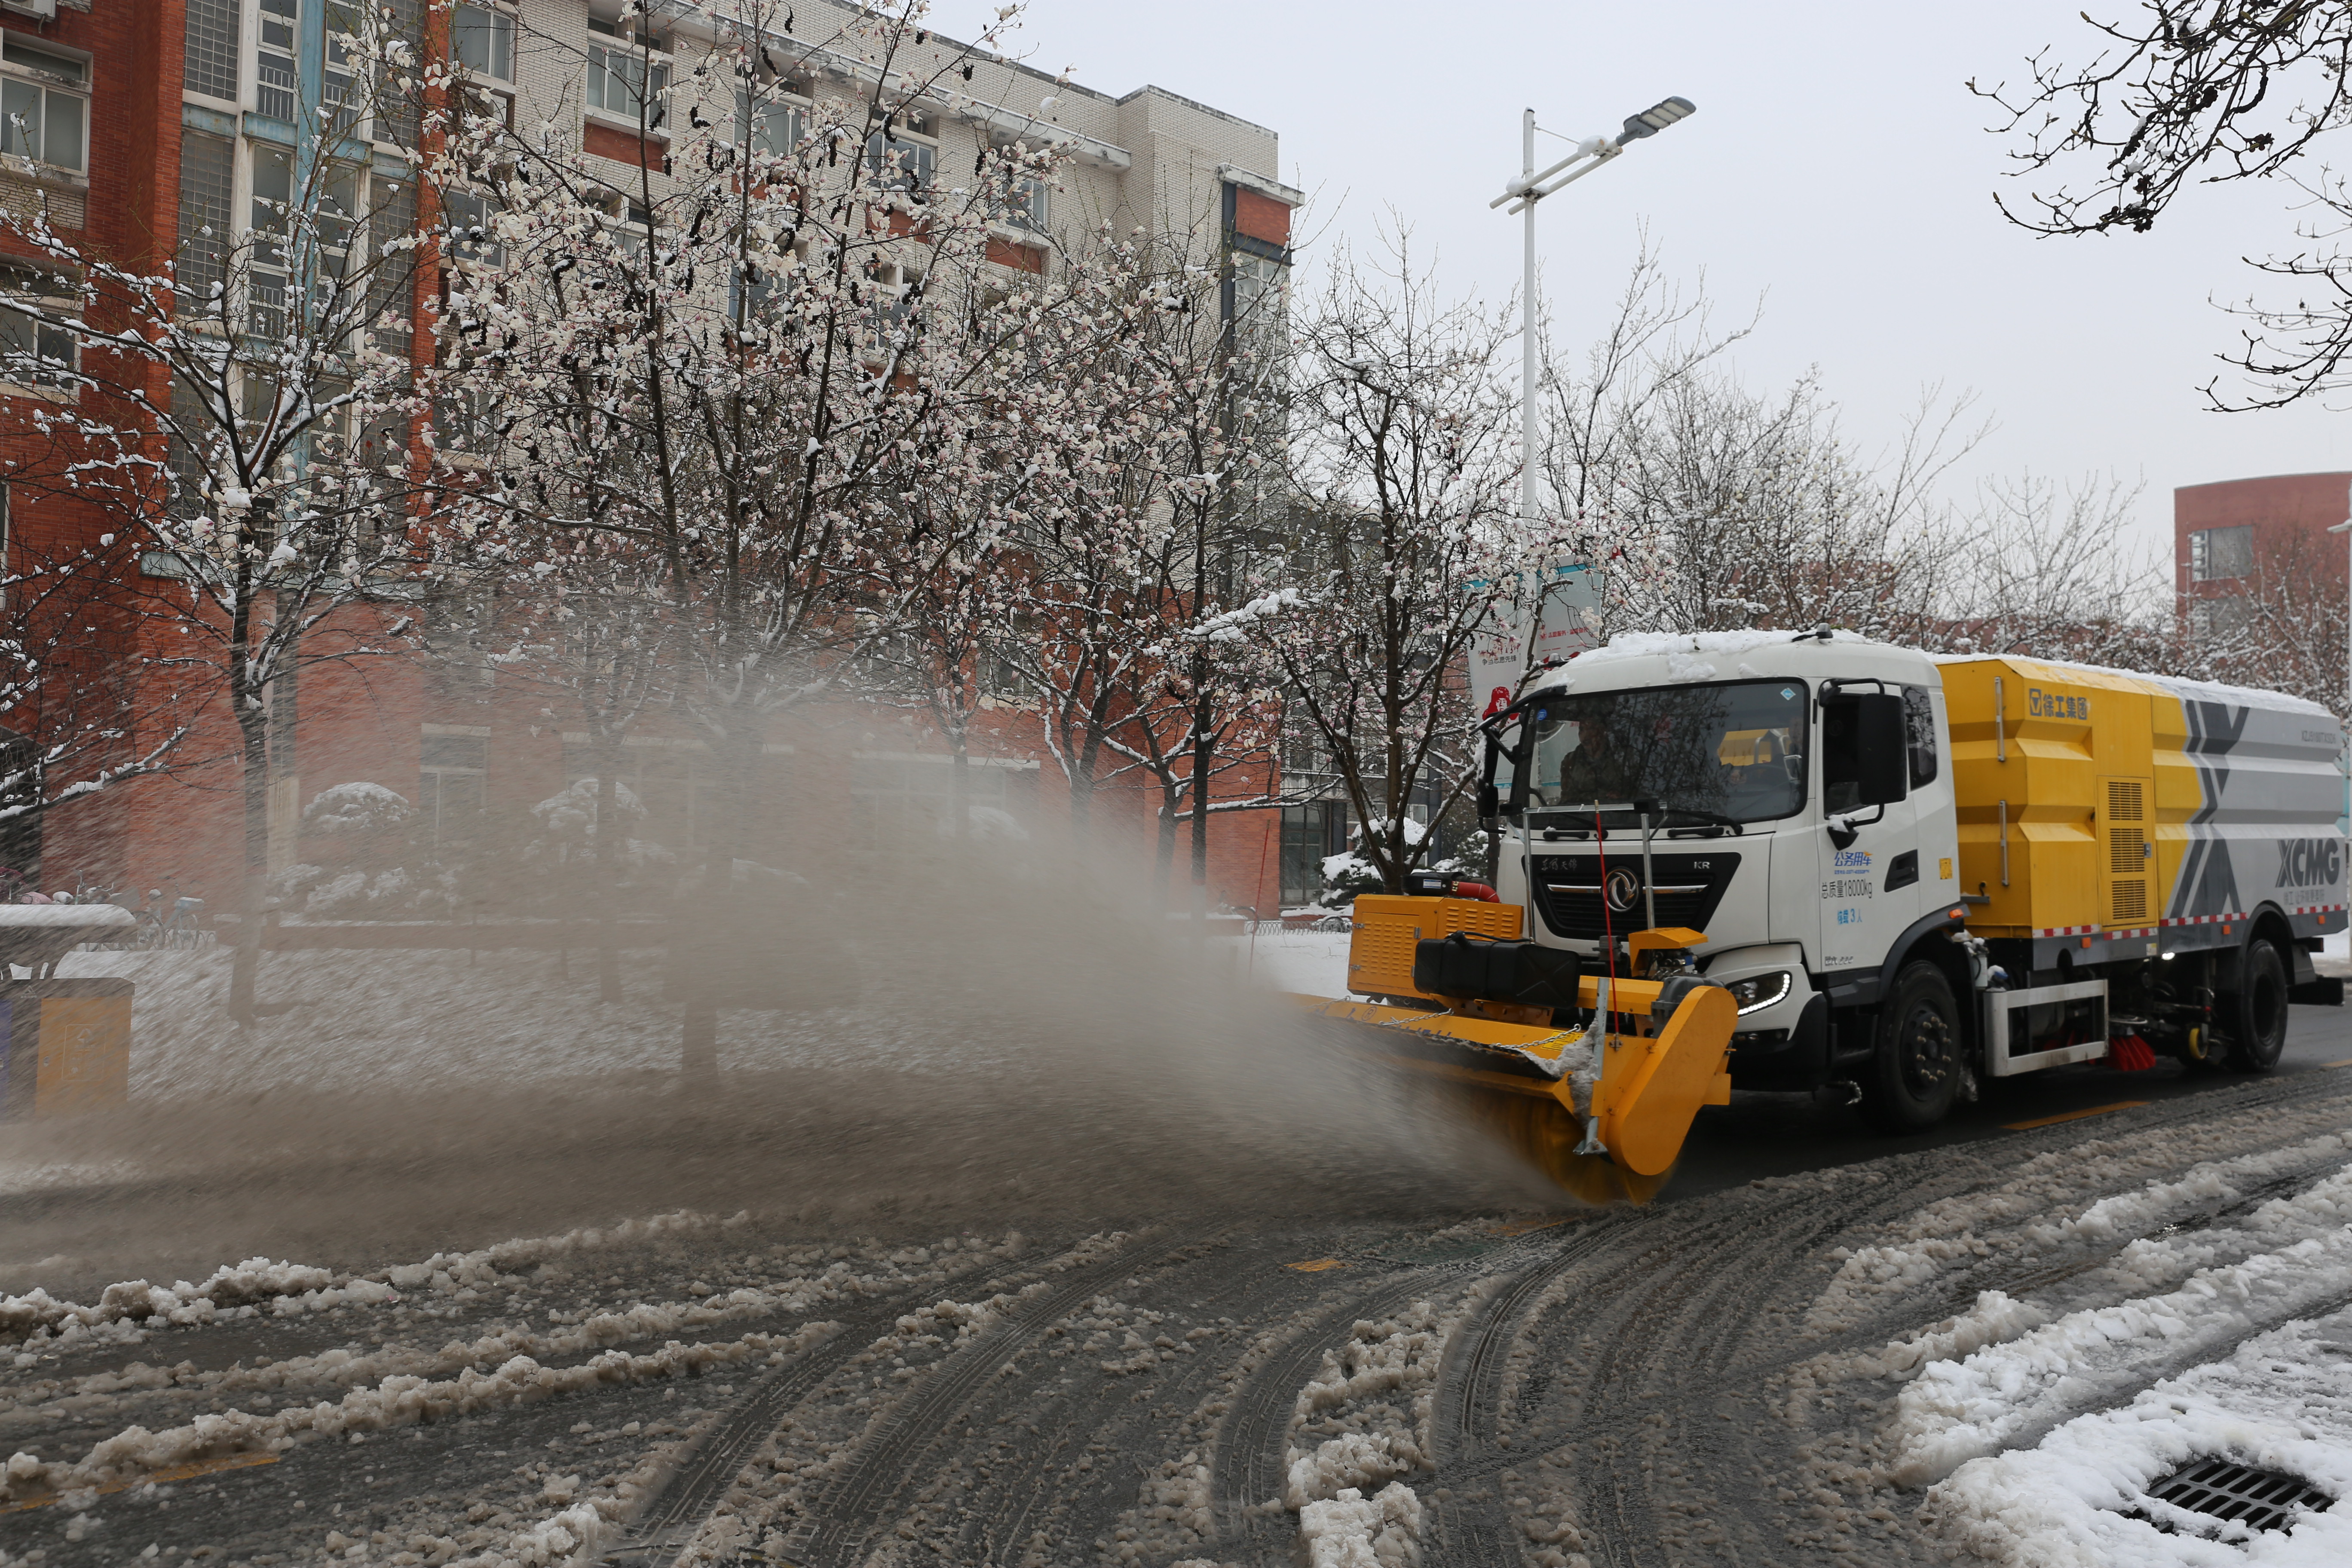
1653, 805, 1745, 834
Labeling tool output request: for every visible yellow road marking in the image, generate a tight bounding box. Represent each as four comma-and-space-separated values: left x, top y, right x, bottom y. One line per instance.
1490, 1217, 1576, 1237
2324, 1057, 2352, 1069
1287, 1258, 1348, 1272
0, 1450, 278, 1514
2004, 1100, 2149, 1131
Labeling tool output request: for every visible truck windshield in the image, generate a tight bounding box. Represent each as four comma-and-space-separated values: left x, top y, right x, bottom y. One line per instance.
1521, 680, 1809, 825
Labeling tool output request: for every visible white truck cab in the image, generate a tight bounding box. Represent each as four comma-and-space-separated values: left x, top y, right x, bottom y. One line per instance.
1478, 630, 2347, 1130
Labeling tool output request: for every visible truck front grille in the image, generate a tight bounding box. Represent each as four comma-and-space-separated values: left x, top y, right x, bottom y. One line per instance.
1529, 851, 1740, 941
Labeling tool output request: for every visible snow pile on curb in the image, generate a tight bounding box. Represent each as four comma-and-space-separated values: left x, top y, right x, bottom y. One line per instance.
1925, 1308, 2352, 1565
0, 1321, 839, 1504
1299, 1482, 1423, 1567
1893, 1164, 2352, 1485
0, 1209, 744, 1348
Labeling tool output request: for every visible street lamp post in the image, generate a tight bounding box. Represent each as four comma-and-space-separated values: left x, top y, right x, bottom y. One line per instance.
2330, 490, 2352, 837
1491, 94, 1696, 579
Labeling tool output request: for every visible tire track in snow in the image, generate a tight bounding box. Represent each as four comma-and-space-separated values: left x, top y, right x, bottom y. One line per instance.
784, 1228, 1206, 1568
1502, 1176, 1951, 1568
598, 1301, 902, 1564
1422, 1215, 1635, 1565
1202, 1223, 1610, 1559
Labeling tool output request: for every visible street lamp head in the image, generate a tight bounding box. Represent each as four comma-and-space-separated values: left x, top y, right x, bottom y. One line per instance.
1617, 95, 1696, 146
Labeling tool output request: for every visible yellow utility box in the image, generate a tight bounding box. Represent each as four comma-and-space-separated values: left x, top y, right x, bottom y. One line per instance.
0, 977, 132, 1119
1347, 894, 1521, 999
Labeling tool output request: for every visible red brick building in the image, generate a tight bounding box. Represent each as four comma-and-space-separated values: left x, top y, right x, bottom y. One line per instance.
2175, 471, 2352, 636
2, 0, 1309, 919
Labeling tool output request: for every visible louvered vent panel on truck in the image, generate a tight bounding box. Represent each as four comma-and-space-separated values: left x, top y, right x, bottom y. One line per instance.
2107, 777, 2148, 925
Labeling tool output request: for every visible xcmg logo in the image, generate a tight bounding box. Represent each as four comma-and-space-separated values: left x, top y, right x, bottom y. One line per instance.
2276, 838, 2346, 889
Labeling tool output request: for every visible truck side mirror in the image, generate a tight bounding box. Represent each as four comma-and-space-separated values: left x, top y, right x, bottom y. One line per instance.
1853, 692, 1909, 807
1476, 781, 1499, 826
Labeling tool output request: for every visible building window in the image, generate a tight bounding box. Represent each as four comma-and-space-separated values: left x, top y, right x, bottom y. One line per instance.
1225, 249, 1286, 360
848, 755, 1029, 851
255, 0, 299, 120
450, 3, 514, 80
560, 740, 730, 854
586, 30, 668, 125
865, 122, 936, 191
185, 0, 244, 102
2190, 524, 2254, 582
0, 260, 77, 392
0, 35, 87, 175
736, 87, 801, 157
1280, 802, 1348, 908
248, 147, 293, 338
178, 132, 235, 318
420, 732, 486, 843
368, 174, 416, 359
441, 185, 503, 270
2193, 592, 2256, 642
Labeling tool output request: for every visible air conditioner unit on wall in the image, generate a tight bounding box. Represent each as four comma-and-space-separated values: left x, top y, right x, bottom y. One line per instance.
0, 0, 57, 21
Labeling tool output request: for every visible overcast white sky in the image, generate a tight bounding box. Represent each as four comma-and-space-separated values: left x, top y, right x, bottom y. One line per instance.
926, 0, 2352, 560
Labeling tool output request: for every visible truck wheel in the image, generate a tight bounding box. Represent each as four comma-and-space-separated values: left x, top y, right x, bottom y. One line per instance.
1865, 962, 1962, 1132
2225, 939, 2290, 1073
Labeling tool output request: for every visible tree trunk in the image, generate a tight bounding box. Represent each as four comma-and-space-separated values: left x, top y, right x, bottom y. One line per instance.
1153, 786, 1179, 903
227, 716, 271, 1025
595, 758, 621, 1004
1189, 683, 1211, 937
678, 723, 756, 1092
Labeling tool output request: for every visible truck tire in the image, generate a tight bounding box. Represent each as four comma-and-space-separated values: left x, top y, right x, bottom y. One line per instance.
1865, 962, 1962, 1132
2225, 938, 2290, 1073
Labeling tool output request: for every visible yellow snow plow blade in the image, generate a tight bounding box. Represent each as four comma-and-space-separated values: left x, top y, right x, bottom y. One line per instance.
1293, 894, 1737, 1191
1297, 980, 1733, 1180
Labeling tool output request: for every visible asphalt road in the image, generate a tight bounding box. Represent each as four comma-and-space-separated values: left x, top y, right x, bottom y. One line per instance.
1665, 1001, 2352, 1199
3, 1006, 2350, 1565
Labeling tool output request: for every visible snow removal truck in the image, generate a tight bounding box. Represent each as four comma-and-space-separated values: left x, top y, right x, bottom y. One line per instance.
1297, 632, 2347, 1196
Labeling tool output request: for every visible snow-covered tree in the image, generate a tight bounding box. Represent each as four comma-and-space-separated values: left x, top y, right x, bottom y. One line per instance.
1249, 235, 1529, 897
0, 3, 433, 1017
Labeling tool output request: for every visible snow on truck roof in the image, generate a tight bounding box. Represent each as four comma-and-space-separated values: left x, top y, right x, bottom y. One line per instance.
1927, 650, 2337, 721
1525, 630, 2331, 720
1529, 629, 1936, 691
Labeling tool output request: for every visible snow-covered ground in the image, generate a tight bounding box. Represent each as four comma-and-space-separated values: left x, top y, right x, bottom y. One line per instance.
1226, 928, 1352, 1000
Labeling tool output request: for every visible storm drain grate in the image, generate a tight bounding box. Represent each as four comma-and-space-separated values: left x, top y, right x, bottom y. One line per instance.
2143, 1458, 2333, 1534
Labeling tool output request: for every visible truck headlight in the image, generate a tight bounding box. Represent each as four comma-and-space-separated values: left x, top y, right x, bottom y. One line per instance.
1723, 971, 1793, 1015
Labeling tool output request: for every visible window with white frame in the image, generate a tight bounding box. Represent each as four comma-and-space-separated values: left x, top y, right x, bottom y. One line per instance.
865, 112, 935, 191
848, 754, 1030, 851
255, 0, 298, 120
450, 3, 514, 80
0, 259, 79, 393
184, 0, 243, 103
989, 141, 1047, 230
735, 83, 803, 157
586, 17, 669, 126
441, 185, 503, 270
0, 34, 87, 176
248, 147, 293, 338
2189, 524, 2255, 583
419, 732, 487, 842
